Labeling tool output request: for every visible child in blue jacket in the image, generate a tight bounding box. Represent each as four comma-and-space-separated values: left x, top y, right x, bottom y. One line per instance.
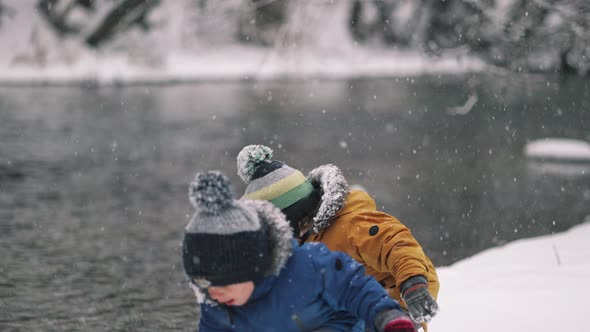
182, 171, 416, 332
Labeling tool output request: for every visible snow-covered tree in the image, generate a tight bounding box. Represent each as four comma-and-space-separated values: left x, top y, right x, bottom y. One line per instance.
36, 0, 160, 47
2, 0, 589, 75
0, 0, 16, 27
346, 0, 590, 75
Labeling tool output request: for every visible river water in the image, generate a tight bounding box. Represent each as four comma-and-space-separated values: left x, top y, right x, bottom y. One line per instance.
1, 74, 589, 331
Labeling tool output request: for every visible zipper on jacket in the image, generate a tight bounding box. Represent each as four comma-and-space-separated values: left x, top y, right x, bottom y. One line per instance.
224, 306, 234, 326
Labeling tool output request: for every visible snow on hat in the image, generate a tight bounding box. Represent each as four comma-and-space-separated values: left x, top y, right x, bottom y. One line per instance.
182, 171, 272, 287
237, 145, 321, 228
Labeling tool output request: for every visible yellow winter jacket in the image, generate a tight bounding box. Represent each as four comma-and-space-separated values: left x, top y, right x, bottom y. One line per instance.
306, 190, 439, 311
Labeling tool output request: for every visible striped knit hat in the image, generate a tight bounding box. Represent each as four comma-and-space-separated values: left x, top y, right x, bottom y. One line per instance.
237, 145, 320, 229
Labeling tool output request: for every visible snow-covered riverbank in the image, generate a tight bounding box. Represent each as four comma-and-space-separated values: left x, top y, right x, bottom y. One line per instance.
430, 220, 590, 332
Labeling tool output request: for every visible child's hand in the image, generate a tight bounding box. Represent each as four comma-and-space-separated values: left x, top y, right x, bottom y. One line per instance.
375, 309, 416, 332
401, 276, 439, 324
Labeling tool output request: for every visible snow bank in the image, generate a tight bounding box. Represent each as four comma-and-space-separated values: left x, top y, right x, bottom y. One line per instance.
524, 138, 590, 177
430, 220, 590, 332
0, 45, 486, 85
525, 138, 590, 161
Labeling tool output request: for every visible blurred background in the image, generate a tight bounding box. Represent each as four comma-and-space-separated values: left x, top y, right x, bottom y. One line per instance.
1, 1, 589, 331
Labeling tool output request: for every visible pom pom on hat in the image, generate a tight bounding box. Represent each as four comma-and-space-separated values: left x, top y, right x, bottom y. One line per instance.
237, 145, 274, 183
188, 171, 233, 214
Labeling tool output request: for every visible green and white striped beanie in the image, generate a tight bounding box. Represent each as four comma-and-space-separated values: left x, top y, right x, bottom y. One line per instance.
237, 145, 314, 210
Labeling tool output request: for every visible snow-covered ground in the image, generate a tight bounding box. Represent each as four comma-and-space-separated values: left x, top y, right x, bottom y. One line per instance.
430, 219, 590, 332
0, 46, 484, 84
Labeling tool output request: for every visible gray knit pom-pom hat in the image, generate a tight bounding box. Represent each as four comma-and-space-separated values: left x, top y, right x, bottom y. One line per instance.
182, 171, 271, 287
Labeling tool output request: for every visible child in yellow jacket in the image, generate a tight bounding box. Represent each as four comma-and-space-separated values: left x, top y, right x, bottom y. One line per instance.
237, 145, 439, 330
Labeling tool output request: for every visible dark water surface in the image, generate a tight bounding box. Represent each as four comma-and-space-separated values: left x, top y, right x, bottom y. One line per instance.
1, 74, 589, 331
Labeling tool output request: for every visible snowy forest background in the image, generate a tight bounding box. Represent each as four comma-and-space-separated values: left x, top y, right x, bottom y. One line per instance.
2, 1, 590, 331
0, 0, 589, 81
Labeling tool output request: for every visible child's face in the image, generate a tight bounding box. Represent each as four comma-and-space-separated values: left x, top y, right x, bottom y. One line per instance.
207, 281, 255, 306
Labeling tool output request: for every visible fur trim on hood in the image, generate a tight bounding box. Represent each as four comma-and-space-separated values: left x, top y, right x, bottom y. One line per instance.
307, 164, 350, 233
242, 199, 293, 276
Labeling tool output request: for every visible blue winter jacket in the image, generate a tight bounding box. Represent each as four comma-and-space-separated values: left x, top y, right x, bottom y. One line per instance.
198, 240, 401, 332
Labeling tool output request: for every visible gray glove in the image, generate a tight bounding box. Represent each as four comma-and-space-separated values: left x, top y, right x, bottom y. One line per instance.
400, 276, 439, 324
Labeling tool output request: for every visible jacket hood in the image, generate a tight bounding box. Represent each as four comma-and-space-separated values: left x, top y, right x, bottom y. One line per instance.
307, 164, 350, 233
333, 189, 376, 219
